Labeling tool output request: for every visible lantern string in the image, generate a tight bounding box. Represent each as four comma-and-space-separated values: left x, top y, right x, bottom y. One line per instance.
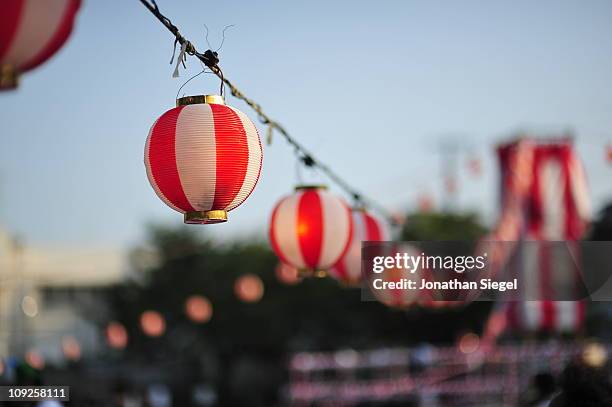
138, 0, 399, 226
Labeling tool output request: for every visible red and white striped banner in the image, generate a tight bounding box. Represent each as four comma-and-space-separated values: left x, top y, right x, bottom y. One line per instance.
493, 139, 590, 333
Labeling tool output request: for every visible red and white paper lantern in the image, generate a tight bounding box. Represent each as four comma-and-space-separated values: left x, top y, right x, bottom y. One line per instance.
329, 208, 389, 285
145, 95, 263, 224
0, 0, 81, 90
269, 185, 352, 276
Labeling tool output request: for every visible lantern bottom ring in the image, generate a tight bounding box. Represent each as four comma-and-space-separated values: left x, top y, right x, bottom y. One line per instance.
0, 65, 19, 90
298, 268, 328, 278
184, 210, 228, 224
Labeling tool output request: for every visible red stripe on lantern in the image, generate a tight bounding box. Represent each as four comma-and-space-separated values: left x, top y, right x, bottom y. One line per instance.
364, 212, 383, 242
148, 106, 195, 212
210, 103, 249, 209
297, 190, 324, 268
0, 1, 24, 60
20, 0, 81, 71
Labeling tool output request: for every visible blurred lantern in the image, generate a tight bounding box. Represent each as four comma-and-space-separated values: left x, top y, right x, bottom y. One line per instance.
185, 295, 212, 323
140, 310, 166, 337
583, 342, 607, 368
390, 211, 406, 226
61, 336, 81, 361
329, 208, 389, 285
234, 274, 264, 303
0, 0, 81, 90
458, 332, 480, 354
145, 95, 263, 224
25, 350, 44, 370
417, 194, 434, 213
444, 176, 457, 194
607, 144, 612, 164
269, 185, 352, 277
275, 262, 301, 285
364, 244, 431, 309
467, 156, 482, 177
106, 321, 128, 349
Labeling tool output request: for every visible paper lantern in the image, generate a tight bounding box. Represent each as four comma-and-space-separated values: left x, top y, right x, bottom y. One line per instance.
25, 350, 45, 370
329, 208, 389, 285
1, 0, 81, 90
145, 95, 263, 224
106, 321, 128, 349
467, 157, 482, 177
61, 336, 81, 361
275, 262, 301, 285
140, 310, 166, 337
185, 295, 212, 323
235, 274, 264, 303
269, 185, 352, 276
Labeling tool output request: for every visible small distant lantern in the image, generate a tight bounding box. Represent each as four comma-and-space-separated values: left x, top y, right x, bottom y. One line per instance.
25, 350, 45, 370
106, 321, 128, 349
269, 185, 353, 276
61, 336, 81, 361
235, 274, 264, 303
275, 262, 301, 285
140, 310, 166, 337
145, 95, 263, 224
417, 194, 434, 213
467, 157, 482, 177
185, 295, 213, 323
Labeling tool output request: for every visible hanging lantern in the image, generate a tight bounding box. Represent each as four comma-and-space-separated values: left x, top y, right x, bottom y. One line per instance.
185, 295, 213, 323
61, 335, 81, 361
1, 0, 81, 90
275, 262, 301, 285
25, 350, 45, 370
607, 144, 612, 164
269, 185, 353, 276
329, 208, 389, 285
234, 273, 264, 303
467, 156, 482, 177
145, 95, 263, 224
417, 194, 434, 213
140, 310, 166, 337
106, 321, 128, 349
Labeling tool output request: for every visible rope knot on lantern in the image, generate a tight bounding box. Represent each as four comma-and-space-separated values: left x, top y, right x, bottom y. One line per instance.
145, 95, 263, 224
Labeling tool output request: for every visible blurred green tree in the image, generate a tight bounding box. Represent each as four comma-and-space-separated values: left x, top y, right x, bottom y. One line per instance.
103, 211, 489, 406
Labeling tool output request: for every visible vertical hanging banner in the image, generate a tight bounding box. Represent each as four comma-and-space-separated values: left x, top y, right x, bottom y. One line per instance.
497, 139, 590, 333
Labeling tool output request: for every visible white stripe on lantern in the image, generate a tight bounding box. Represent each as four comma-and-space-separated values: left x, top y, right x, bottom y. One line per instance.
226, 106, 263, 211
318, 191, 350, 269
145, 119, 183, 213
556, 301, 577, 332
273, 193, 306, 269
3, 0, 69, 69
175, 104, 217, 211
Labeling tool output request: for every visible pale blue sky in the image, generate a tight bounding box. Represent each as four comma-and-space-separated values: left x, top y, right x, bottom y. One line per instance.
1, 0, 611, 248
